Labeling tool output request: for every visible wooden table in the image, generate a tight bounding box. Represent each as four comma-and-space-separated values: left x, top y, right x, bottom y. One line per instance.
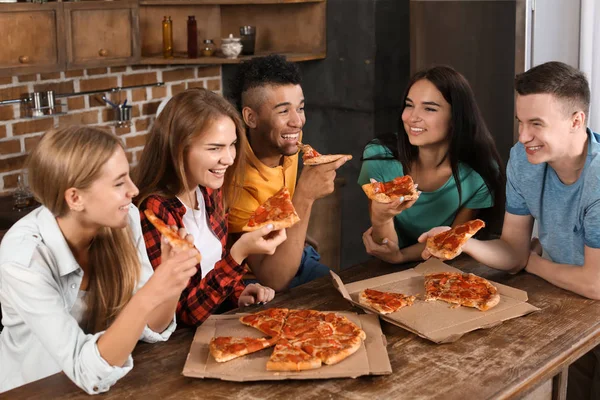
6, 256, 600, 399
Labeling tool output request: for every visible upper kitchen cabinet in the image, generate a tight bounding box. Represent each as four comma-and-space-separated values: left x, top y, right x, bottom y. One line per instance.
139, 0, 326, 64
0, 3, 65, 77
64, 0, 140, 69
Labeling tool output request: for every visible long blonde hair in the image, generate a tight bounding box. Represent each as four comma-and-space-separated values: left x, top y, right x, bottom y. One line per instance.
27, 126, 141, 333
134, 88, 247, 210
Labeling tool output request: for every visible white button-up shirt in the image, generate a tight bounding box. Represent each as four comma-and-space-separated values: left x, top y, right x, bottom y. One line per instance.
0, 204, 176, 394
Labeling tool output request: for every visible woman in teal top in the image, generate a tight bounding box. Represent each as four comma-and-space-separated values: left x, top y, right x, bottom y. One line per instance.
358, 66, 506, 264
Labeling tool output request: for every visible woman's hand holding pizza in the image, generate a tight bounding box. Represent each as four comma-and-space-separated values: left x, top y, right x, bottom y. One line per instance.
238, 283, 276, 307
362, 227, 405, 264
369, 179, 420, 226
230, 224, 288, 264
140, 226, 199, 308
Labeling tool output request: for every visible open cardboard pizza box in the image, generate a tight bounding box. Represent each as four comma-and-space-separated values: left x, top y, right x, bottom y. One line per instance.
182, 312, 392, 381
330, 258, 540, 344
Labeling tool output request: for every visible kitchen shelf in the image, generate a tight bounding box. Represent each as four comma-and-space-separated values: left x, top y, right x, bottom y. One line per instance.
140, 0, 324, 5
140, 52, 325, 64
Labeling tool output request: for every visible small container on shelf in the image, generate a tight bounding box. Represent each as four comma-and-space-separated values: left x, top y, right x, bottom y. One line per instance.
187, 16, 198, 59
220, 34, 242, 59
12, 174, 35, 212
201, 39, 216, 57
162, 16, 173, 59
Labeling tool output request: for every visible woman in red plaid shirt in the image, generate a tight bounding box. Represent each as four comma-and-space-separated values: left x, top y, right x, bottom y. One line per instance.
134, 88, 286, 326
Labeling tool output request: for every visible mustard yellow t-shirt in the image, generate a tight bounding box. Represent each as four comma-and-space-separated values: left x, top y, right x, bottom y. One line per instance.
228, 139, 299, 233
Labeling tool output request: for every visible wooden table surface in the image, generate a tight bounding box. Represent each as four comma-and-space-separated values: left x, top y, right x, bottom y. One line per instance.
6, 256, 600, 400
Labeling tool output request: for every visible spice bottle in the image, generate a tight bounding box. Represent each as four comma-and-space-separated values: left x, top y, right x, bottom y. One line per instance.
187, 16, 198, 58
162, 16, 173, 59
202, 39, 216, 57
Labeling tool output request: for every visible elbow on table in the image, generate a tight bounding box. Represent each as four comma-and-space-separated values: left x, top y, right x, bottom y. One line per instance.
582, 281, 600, 300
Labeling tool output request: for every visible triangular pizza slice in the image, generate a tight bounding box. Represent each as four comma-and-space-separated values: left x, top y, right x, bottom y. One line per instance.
243, 187, 300, 231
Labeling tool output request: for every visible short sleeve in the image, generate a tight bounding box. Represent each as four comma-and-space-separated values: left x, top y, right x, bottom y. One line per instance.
228, 187, 261, 233
357, 143, 403, 186
505, 151, 530, 216
584, 198, 600, 249
462, 171, 494, 210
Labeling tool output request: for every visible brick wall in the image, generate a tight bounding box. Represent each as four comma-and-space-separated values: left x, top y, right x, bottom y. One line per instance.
0, 65, 222, 195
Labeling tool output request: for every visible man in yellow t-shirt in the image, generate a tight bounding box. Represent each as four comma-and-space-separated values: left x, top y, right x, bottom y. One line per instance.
228, 55, 350, 291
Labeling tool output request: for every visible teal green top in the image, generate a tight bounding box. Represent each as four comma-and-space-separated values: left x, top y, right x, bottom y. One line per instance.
358, 139, 494, 248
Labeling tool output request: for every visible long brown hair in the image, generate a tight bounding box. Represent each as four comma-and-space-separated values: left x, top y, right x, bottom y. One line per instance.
134, 88, 247, 210
27, 126, 141, 333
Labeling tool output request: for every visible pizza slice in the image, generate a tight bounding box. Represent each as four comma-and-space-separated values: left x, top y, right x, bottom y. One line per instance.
266, 338, 322, 371
361, 175, 419, 204
325, 314, 367, 340
143, 209, 202, 263
424, 272, 500, 311
209, 336, 278, 362
239, 308, 289, 337
242, 187, 301, 232
299, 143, 352, 166
358, 288, 416, 315
426, 219, 485, 260
293, 335, 362, 365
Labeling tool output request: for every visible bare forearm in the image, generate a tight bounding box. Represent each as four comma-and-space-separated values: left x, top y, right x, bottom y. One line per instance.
146, 297, 177, 333
399, 242, 426, 263
526, 256, 600, 299
464, 238, 528, 272
371, 219, 398, 245
97, 294, 155, 366
250, 196, 313, 291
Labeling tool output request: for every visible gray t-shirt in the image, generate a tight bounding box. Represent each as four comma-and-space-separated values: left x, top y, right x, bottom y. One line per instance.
506, 128, 600, 265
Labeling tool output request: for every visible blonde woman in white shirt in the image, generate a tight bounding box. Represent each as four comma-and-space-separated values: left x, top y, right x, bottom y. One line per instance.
0, 126, 199, 394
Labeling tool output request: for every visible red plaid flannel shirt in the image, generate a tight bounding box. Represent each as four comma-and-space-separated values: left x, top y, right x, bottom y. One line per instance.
139, 187, 246, 326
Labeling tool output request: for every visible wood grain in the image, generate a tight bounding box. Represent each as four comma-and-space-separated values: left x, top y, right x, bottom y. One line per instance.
6, 256, 600, 399
64, 1, 140, 70
0, 3, 64, 78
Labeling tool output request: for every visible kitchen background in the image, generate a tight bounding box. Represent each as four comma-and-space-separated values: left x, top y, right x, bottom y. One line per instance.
0, 0, 597, 269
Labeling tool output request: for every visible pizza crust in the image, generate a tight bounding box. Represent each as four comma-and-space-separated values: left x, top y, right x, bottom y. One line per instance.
266, 339, 322, 371
304, 154, 352, 165
425, 219, 486, 261
358, 289, 416, 315
361, 181, 419, 204
424, 272, 500, 311
209, 336, 277, 363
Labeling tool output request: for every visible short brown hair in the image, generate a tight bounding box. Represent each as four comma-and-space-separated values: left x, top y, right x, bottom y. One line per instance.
515, 61, 590, 117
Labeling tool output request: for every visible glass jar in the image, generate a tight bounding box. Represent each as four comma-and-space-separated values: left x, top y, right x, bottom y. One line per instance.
201, 39, 216, 57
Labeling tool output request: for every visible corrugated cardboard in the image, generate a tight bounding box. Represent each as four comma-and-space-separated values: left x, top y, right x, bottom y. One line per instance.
330, 258, 540, 344
182, 311, 392, 381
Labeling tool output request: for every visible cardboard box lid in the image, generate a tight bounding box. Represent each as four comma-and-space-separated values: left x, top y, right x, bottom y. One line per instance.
331, 258, 540, 344
182, 312, 392, 381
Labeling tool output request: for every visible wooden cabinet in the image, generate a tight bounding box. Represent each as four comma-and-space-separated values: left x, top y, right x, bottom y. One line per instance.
139, 0, 326, 64
0, 0, 326, 76
0, 3, 65, 76
64, 1, 140, 69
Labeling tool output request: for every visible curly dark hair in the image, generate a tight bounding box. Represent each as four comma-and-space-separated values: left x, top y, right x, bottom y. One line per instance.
228, 54, 302, 111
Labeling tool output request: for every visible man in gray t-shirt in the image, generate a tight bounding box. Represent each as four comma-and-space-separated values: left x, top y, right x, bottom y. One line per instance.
420, 61, 599, 400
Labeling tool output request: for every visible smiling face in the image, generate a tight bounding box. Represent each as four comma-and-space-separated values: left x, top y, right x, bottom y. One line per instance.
516, 93, 577, 164
78, 146, 139, 229
185, 115, 237, 190
401, 79, 452, 148
247, 84, 305, 158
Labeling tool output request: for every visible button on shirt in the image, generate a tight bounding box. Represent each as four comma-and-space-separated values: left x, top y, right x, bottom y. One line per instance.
0, 204, 176, 394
